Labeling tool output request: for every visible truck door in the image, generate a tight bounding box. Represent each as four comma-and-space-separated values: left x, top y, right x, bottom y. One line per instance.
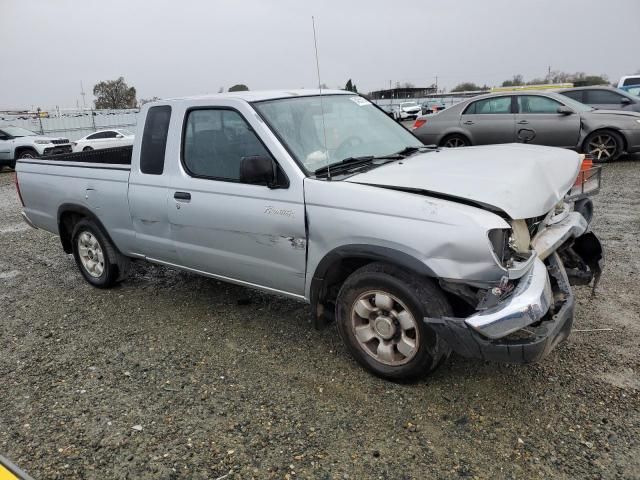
127, 105, 179, 263
515, 95, 581, 147
167, 107, 306, 296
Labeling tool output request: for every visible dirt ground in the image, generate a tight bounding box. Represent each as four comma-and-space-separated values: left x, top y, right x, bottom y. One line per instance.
0, 159, 638, 480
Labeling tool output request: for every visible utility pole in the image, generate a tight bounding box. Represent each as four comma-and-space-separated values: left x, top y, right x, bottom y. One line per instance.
434, 75, 438, 94
547, 65, 551, 83
80, 81, 87, 110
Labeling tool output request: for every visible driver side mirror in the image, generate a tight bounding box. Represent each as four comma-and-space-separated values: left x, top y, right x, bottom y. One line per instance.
115, 134, 124, 138
620, 97, 632, 105
239, 155, 288, 189
557, 106, 573, 115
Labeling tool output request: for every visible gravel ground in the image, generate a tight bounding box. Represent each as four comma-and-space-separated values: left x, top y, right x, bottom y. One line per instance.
0, 159, 639, 480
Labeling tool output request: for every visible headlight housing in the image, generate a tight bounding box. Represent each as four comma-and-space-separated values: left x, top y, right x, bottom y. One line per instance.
34, 139, 51, 144
488, 220, 531, 268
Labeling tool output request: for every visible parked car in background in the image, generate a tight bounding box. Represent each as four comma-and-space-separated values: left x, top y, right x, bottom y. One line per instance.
421, 101, 446, 115
620, 85, 640, 97
398, 101, 421, 120
557, 86, 640, 113
0, 126, 72, 169
15, 90, 603, 380
72, 129, 135, 152
412, 91, 640, 161
618, 75, 640, 88
379, 104, 401, 121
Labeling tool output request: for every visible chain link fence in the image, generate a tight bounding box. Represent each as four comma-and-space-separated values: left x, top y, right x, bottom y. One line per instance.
0, 109, 139, 141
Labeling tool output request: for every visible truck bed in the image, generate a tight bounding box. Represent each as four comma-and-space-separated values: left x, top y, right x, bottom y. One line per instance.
17, 146, 136, 254
40, 145, 132, 165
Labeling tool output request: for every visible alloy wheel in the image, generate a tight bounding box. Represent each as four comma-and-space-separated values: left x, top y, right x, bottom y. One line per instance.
587, 134, 617, 161
350, 290, 419, 366
77, 231, 105, 278
444, 137, 467, 148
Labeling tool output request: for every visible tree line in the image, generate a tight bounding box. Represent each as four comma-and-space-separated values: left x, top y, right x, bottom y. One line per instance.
451, 71, 611, 92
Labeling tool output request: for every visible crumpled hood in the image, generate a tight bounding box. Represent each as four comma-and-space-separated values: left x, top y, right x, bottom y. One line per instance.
346, 143, 581, 219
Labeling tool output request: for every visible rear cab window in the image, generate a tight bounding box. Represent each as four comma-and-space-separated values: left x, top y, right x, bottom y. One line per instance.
140, 105, 171, 175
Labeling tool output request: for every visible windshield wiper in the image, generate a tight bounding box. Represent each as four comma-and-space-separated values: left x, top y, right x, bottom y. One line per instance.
313, 146, 429, 176
313, 155, 376, 175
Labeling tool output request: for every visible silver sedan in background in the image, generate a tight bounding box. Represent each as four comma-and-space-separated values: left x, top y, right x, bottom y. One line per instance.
412, 91, 640, 161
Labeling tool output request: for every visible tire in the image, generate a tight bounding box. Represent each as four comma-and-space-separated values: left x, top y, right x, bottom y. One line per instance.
71, 219, 129, 288
336, 262, 452, 380
9, 161, 16, 169
440, 134, 470, 148
17, 149, 38, 159
583, 130, 624, 162
83, 146, 93, 152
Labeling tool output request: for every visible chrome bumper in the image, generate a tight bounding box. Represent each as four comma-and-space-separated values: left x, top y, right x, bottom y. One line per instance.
532, 211, 587, 260
426, 253, 575, 364
465, 257, 552, 339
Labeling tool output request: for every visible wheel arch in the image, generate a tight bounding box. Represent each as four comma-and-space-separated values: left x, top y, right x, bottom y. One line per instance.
581, 127, 628, 153
57, 203, 122, 255
439, 131, 472, 146
308, 244, 437, 329
14, 146, 39, 158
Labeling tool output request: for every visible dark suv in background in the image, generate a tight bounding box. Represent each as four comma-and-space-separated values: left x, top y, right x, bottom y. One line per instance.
558, 86, 640, 113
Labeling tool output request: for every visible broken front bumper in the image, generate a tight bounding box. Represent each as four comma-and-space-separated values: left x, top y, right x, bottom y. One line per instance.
427, 253, 574, 364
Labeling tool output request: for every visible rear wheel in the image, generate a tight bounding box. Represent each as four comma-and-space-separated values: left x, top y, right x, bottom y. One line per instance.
583, 130, 624, 162
336, 263, 452, 380
440, 134, 470, 148
71, 219, 129, 288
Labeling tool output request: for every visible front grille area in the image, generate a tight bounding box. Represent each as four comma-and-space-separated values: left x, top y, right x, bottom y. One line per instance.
43, 145, 73, 155
51, 139, 70, 145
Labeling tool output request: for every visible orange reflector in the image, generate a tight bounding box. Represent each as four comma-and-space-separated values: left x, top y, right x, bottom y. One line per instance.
412, 119, 426, 130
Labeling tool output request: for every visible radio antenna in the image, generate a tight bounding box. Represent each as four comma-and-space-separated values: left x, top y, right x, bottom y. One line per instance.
312, 16, 330, 180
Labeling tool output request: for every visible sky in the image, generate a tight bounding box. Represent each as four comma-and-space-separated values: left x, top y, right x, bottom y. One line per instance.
1, 0, 638, 109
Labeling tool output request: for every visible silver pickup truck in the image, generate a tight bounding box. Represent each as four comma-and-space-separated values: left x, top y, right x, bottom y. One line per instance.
16, 90, 603, 380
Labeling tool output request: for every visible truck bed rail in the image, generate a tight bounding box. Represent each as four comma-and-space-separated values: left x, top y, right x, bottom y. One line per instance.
40, 146, 132, 165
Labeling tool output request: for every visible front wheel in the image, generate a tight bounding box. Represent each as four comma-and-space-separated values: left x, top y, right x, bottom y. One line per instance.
71, 219, 128, 288
336, 263, 452, 380
583, 130, 624, 162
17, 149, 38, 159
83, 146, 93, 152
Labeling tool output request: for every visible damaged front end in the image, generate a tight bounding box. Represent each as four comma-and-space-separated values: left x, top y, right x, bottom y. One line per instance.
427, 193, 604, 365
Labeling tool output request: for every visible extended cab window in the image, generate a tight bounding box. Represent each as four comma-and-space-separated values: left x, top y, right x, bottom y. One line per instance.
140, 105, 171, 175
182, 108, 272, 181
464, 96, 512, 114
518, 95, 562, 114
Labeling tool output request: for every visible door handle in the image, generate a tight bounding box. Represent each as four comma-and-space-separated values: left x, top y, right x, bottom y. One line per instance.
463, 120, 474, 125
174, 192, 191, 201
517, 120, 529, 125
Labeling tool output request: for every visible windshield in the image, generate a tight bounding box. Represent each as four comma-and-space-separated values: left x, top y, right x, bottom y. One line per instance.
1, 126, 37, 137
401, 102, 418, 108
118, 129, 134, 136
625, 86, 640, 97
253, 95, 423, 173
